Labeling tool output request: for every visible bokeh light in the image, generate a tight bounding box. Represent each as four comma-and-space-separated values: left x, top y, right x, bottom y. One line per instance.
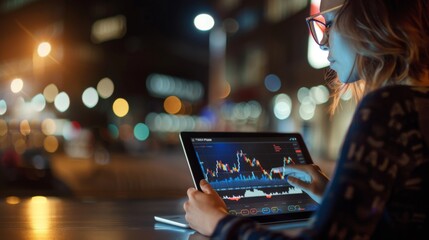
264, 74, 281, 92
145, 112, 202, 132
113, 98, 129, 117
297, 87, 310, 103
273, 93, 292, 120
233, 102, 252, 120
43, 84, 59, 103
97, 77, 114, 99
134, 123, 150, 141
44, 135, 59, 153
248, 100, 262, 119
163, 96, 182, 114
82, 87, 99, 108
310, 85, 329, 104
54, 92, 70, 112
5, 196, 20, 205
11, 78, 24, 93
41, 119, 56, 135
31, 93, 46, 112
299, 96, 316, 120
146, 73, 203, 101
0, 100, 7, 115
219, 82, 231, 99
194, 13, 215, 31
20, 120, 31, 136
37, 42, 51, 57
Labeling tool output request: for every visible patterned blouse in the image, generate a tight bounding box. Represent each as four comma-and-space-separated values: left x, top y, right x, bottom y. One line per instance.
212, 85, 429, 240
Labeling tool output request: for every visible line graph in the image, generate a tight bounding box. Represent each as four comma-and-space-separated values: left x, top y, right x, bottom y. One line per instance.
195, 142, 304, 192
204, 150, 295, 180
222, 187, 304, 201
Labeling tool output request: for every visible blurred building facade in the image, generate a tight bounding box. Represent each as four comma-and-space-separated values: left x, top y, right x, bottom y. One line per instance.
196, 0, 357, 161
0, 0, 357, 170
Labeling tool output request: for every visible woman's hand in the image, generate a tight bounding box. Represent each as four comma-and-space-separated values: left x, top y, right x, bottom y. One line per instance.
183, 179, 228, 236
285, 164, 330, 204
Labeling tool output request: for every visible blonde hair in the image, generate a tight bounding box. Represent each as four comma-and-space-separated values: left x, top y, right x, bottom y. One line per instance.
327, 0, 429, 114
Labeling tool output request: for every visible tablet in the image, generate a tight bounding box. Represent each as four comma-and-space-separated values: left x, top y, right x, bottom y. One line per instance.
179, 131, 319, 225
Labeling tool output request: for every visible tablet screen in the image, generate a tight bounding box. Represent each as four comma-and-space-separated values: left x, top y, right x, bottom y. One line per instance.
180, 132, 319, 223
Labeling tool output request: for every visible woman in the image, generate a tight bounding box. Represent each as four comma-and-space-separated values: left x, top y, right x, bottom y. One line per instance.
184, 0, 429, 239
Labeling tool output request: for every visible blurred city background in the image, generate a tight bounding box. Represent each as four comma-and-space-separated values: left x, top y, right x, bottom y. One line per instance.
0, 0, 356, 201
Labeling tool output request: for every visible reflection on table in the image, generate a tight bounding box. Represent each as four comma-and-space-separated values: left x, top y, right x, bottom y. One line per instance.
0, 196, 304, 239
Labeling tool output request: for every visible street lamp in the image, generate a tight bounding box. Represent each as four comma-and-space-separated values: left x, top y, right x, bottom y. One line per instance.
194, 13, 227, 128
194, 13, 214, 31
37, 42, 52, 57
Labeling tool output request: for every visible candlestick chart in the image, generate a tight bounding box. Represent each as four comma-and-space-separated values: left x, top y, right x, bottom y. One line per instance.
194, 141, 308, 201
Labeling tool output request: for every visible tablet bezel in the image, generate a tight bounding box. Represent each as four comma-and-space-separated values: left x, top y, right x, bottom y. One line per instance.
179, 131, 318, 224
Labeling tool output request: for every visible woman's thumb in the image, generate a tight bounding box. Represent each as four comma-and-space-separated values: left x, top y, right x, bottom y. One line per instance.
200, 179, 214, 194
